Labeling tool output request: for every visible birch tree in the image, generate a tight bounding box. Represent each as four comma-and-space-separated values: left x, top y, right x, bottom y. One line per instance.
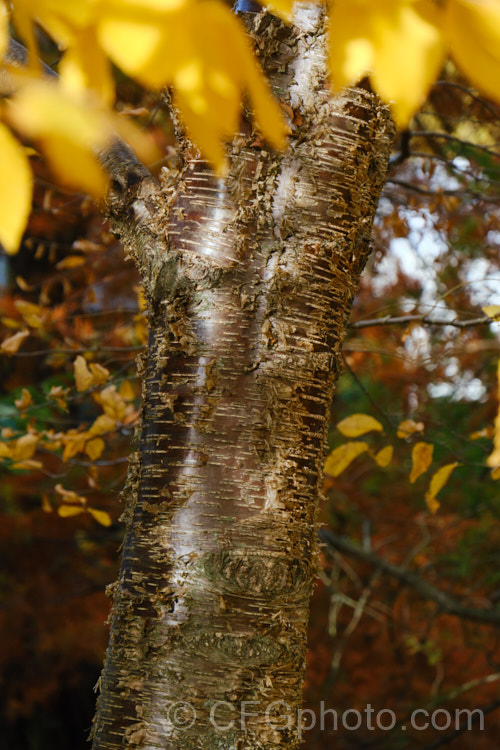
90, 7, 393, 748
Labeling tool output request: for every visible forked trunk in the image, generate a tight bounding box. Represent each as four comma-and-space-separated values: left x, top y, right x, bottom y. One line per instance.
91, 7, 393, 749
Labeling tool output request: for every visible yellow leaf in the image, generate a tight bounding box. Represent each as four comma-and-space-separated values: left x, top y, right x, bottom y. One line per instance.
425, 462, 460, 512
0, 441, 12, 459
397, 419, 424, 439
13, 433, 38, 461
56, 255, 86, 269
446, 0, 500, 106
8, 81, 112, 197
119, 380, 135, 401
1, 316, 24, 329
0, 122, 33, 254
59, 24, 115, 106
470, 427, 494, 440
49, 385, 69, 411
62, 433, 87, 461
409, 441, 434, 483
324, 441, 369, 477
98, 1, 287, 171
487, 358, 500, 469
491, 466, 500, 480
15, 388, 33, 411
55, 483, 87, 504
58, 504, 86, 518
88, 413, 116, 436
12, 459, 43, 470
1, 329, 30, 354
337, 413, 383, 437
483, 305, 500, 321
94, 385, 127, 420
85, 436, 105, 460
74, 355, 93, 391
88, 507, 112, 526
42, 493, 53, 512
256, 0, 293, 21
43, 135, 109, 197
14, 299, 46, 328
329, 0, 445, 127
425, 494, 440, 515
89, 362, 110, 385
374, 444, 393, 467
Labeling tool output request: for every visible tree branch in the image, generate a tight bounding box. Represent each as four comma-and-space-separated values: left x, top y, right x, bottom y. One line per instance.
350, 313, 496, 330
319, 528, 500, 627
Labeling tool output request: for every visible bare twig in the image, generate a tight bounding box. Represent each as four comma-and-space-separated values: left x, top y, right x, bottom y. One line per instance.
350, 313, 496, 330
319, 529, 500, 628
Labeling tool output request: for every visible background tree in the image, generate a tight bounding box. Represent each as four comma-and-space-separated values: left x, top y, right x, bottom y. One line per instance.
0, 1, 500, 744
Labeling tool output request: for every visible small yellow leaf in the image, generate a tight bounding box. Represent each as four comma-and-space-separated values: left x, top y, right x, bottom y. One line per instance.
374, 445, 393, 468
74, 355, 93, 391
88, 413, 116, 436
49, 385, 69, 411
55, 483, 87, 504
470, 427, 494, 440
483, 305, 500, 320
425, 495, 440, 515
15, 388, 33, 411
13, 433, 38, 461
62, 433, 87, 461
14, 299, 46, 328
94, 385, 127, 420
88, 507, 112, 526
13, 459, 43, 470
324, 441, 369, 477
56, 255, 86, 269
337, 413, 383, 437
0, 122, 33, 254
1, 329, 30, 354
89, 362, 110, 386
397, 419, 425, 439
119, 380, 135, 401
58, 504, 86, 518
1, 316, 23, 329
425, 462, 460, 512
410, 441, 434, 483
42, 494, 53, 512
85, 437, 105, 461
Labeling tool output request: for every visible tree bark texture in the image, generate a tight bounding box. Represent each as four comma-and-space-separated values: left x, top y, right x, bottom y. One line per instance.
91, 6, 393, 749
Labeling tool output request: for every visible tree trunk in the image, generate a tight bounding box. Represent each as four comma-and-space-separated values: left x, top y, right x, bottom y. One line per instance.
91, 6, 393, 749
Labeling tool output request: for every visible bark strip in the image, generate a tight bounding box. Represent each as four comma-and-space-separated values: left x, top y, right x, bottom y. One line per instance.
92, 7, 393, 749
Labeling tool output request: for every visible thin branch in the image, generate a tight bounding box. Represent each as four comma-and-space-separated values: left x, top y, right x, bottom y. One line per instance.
409, 129, 500, 157
384, 178, 500, 202
319, 529, 500, 628
341, 352, 395, 432
350, 313, 496, 330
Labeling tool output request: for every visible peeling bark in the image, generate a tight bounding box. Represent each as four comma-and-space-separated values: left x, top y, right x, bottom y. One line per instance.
91, 7, 393, 750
